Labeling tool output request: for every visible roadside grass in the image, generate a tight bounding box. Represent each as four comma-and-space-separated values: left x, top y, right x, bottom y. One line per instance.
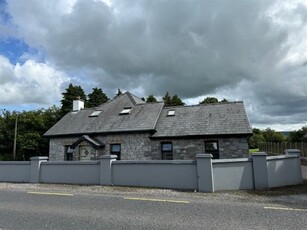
249, 149, 259, 156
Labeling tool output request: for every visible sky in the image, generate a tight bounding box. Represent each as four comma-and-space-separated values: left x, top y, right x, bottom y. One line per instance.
0, 0, 307, 131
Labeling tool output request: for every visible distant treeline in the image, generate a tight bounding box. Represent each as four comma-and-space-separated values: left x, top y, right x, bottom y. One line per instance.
249, 127, 307, 149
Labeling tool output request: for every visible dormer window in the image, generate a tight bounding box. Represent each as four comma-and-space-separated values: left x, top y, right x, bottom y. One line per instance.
120, 107, 132, 115
89, 111, 102, 117
167, 110, 175, 116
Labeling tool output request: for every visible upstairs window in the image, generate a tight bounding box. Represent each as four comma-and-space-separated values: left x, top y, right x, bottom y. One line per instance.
119, 107, 132, 115
110, 144, 121, 160
205, 141, 219, 159
161, 142, 173, 160
89, 111, 102, 117
167, 110, 175, 116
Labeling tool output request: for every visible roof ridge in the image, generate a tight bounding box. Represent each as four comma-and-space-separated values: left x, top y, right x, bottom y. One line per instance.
92, 92, 130, 109
134, 101, 164, 106
153, 102, 165, 131
163, 101, 244, 109
126, 92, 137, 105
126, 92, 146, 105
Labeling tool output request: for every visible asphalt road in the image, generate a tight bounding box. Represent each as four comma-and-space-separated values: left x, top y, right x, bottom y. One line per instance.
0, 183, 306, 230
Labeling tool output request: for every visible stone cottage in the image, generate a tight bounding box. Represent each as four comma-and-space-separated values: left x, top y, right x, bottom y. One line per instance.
44, 92, 252, 161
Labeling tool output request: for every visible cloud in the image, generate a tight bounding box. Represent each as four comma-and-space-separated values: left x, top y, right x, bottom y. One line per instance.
6, 0, 282, 94
0, 55, 69, 105
1, 0, 307, 129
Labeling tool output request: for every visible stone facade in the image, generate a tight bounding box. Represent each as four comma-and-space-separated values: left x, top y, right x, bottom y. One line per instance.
49, 133, 249, 161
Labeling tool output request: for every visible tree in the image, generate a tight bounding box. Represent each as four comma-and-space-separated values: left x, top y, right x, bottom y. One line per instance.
162, 92, 184, 106
87, 87, 109, 108
171, 94, 184, 106
116, 89, 123, 97
249, 128, 265, 149
0, 106, 62, 161
146, 95, 158, 103
199, 97, 230, 104
163, 91, 172, 106
262, 128, 286, 143
288, 126, 307, 142
60, 83, 86, 116
200, 97, 218, 104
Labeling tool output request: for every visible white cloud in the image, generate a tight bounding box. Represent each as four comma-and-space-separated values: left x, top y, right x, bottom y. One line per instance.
1, 0, 307, 129
0, 55, 69, 105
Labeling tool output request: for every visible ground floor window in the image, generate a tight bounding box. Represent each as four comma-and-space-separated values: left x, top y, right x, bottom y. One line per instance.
110, 144, 121, 160
205, 141, 219, 159
65, 146, 74, 161
161, 142, 173, 160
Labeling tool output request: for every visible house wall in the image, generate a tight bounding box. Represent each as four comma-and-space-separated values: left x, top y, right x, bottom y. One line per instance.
49, 133, 157, 161
48, 134, 249, 161
151, 137, 249, 160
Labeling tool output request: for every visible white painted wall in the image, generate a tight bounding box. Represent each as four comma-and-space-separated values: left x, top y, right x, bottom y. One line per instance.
40, 161, 100, 185
267, 155, 303, 188
213, 159, 254, 191
112, 160, 198, 190
0, 162, 30, 182
0, 152, 303, 192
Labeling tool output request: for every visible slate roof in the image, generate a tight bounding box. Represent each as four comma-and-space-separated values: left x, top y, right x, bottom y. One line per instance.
152, 102, 252, 137
44, 92, 252, 137
44, 92, 163, 136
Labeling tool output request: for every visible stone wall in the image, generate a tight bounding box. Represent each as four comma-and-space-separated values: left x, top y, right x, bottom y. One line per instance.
151, 137, 249, 159
48, 134, 249, 161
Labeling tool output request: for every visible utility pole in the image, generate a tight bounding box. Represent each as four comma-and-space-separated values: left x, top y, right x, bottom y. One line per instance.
13, 114, 18, 160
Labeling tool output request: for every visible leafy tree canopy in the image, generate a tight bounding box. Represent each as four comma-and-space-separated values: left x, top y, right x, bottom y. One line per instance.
288, 126, 307, 142
162, 91, 172, 105
200, 97, 218, 104
146, 95, 158, 103
87, 87, 109, 108
61, 83, 86, 116
116, 88, 123, 97
199, 97, 229, 104
262, 128, 287, 143
171, 94, 184, 106
248, 128, 265, 149
0, 107, 62, 161
163, 92, 185, 106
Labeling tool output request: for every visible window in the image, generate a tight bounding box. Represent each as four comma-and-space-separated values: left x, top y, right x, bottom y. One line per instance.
205, 141, 219, 159
161, 142, 173, 160
167, 110, 175, 116
119, 107, 132, 115
110, 144, 121, 160
89, 111, 102, 117
65, 146, 74, 161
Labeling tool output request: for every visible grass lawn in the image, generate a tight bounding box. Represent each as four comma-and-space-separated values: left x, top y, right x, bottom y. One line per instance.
249, 149, 259, 154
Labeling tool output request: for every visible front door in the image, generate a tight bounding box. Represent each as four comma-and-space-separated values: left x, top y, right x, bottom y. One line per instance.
79, 145, 92, 160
